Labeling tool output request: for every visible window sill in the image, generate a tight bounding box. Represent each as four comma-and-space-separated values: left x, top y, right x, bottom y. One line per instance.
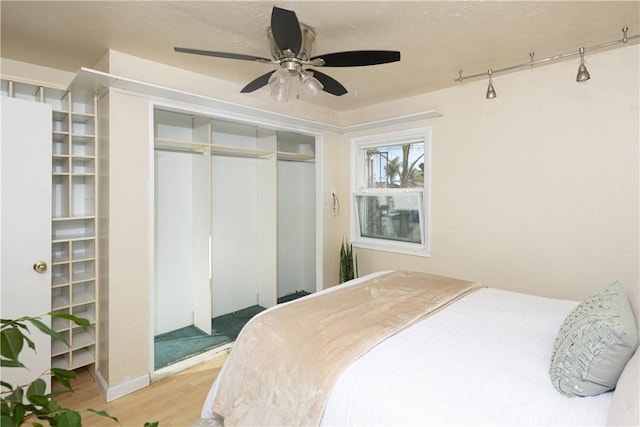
352, 240, 431, 258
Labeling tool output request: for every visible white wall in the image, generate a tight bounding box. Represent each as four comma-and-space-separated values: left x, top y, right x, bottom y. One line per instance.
343, 46, 639, 317
102, 90, 151, 395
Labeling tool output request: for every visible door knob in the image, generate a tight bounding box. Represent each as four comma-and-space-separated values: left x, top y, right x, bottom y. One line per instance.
33, 261, 48, 273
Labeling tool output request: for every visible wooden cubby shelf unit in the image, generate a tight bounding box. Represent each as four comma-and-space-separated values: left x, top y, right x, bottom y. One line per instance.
1, 79, 99, 374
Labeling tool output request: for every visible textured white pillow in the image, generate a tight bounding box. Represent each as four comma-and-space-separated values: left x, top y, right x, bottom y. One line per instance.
607, 349, 639, 426
550, 282, 639, 397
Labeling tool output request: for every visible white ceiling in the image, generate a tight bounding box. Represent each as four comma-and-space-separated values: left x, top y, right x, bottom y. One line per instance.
1, 1, 638, 111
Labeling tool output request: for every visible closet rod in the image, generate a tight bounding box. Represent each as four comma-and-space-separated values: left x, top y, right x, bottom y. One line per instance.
154, 146, 272, 160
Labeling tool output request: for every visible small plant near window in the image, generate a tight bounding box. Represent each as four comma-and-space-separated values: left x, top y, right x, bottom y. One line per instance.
339, 239, 358, 283
0, 312, 118, 427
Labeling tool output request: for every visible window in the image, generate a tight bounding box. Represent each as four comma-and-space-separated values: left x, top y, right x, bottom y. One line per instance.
351, 128, 430, 256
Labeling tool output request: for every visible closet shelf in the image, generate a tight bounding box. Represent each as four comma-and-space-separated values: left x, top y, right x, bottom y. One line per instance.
155, 137, 276, 158
210, 143, 273, 159
154, 137, 209, 152
276, 151, 316, 162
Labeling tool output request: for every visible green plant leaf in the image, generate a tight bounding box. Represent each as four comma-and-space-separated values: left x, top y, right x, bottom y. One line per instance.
26, 318, 68, 346
0, 327, 24, 362
11, 403, 25, 427
6, 386, 23, 404
50, 368, 76, 392
1, 414, 16, 427
1, 380, 12, 390
0, 358, 25, 368
27, 395, 50, 410
143, 422, 159, 427
54, 409, 81, 427
87, 408, 119, 422
27, 378, 47, 398
48, 313, 90, 328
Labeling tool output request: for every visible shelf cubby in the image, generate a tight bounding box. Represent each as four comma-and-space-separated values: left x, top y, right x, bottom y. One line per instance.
51, 331, 70, 357
52, 218, 95, 241
71, 262, 95, 285
53, 137, 70, 157
52, 156, 70, 175
71, 137, 95, 156
52, 115, 70, 133
51, 309, 71, 333
71, 327, 95, 350
71, 175, 95, 216
52, 354, 70, 370
44, 88, 70, 112
52, 175, 70, 218
71, 99, 94, 115
52, 286, 70, 310
72, 303, 96, 325
52, 263, 70, 287
71, 157, 95, 174
52, 241, 70, 263
71, 114, 95, 136
71, 281, 95, 306
71, 239, 95, 261
71, 346, 95, 369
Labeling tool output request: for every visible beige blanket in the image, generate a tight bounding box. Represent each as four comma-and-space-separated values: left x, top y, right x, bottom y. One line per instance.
213, 271, 481, 426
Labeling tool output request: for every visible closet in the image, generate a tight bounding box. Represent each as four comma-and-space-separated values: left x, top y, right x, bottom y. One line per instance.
153, 107, 317, 369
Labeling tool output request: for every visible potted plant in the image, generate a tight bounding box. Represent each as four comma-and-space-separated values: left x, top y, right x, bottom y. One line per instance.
1, 312, 118, 427
339, 239, 358, 283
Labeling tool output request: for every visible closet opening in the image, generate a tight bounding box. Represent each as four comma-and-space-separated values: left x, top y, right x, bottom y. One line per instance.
153, 108, 317, 370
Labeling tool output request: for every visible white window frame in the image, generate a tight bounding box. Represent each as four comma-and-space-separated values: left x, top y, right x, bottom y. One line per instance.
350, 127, 431, 257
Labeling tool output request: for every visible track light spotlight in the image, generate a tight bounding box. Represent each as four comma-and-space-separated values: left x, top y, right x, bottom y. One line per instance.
576, 47, 591, 82
486, 69, 497, 99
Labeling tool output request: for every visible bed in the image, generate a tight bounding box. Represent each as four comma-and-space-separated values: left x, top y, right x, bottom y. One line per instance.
200, 271, 639, 426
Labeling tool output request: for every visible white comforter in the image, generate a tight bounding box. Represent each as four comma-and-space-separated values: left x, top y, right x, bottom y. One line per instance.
203, 275, 612, 426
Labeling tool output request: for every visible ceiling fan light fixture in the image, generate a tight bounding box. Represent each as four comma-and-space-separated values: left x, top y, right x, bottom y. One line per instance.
300, 72, 324, 96
268, 68, 293, 102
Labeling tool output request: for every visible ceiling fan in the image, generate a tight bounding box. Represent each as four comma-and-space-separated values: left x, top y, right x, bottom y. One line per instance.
174, 6, 401, 101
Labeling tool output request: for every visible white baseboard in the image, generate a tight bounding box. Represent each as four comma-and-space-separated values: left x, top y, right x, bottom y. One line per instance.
96, 369, 150, 402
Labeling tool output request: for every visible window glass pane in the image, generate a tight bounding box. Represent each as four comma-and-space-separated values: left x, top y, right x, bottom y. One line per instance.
364, 142, 424, 189
355, 192, 423, 243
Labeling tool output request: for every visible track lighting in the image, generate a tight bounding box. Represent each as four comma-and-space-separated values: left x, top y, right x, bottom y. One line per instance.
576, 47, 590, 82
486, 69, 497, 99
455, 27, 638, 99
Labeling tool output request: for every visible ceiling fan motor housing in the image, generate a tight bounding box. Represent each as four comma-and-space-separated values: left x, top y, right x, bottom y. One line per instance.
268, 23, 316, 63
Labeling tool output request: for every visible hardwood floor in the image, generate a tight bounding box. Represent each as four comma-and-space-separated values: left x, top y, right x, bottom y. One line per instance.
52, 354, 227, 427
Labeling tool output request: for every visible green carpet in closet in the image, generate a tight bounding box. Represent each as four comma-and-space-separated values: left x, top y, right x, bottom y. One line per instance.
154, 305, 266, 370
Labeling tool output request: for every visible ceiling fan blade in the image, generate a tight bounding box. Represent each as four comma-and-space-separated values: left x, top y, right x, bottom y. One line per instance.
271, 6, 302, 55
309, 70, 348, 96
312, 50, 401, 67
174, 47, 271, 63
241, 71, 276, 93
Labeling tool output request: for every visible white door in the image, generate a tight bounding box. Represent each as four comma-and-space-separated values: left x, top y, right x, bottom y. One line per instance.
0, 97, 53, 390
